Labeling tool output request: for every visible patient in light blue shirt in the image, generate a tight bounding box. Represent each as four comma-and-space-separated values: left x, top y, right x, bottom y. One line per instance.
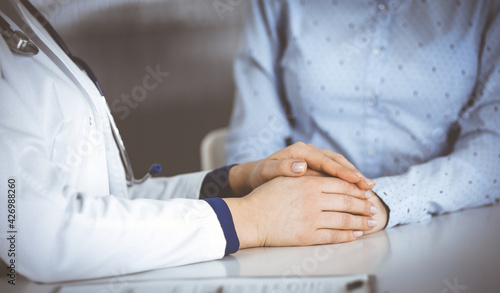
226, 0, 500, 228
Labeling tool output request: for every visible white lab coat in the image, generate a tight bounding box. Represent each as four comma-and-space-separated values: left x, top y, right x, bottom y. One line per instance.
0, 1, 226, 283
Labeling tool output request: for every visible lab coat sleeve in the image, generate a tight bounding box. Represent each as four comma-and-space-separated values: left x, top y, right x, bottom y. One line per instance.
127, 169, 240, 255
127, 171, 210, 201
225, 0, 291, 164
0, 39, 229, 283
373, 10, 500, 228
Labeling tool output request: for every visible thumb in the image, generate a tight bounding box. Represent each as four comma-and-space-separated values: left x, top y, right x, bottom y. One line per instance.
253, 159, 308, 189
262, 159, 307, 178
291, 161, 307, 175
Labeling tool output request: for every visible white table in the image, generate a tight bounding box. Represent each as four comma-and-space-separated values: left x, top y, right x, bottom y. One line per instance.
2, 203, 499, 293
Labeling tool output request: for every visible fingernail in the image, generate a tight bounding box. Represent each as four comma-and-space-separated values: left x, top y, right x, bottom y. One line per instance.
353, 171, 363, 178
370, 205, 378, 214
353, 231, 363, 238
368, 219, 378, 227
291, 162, 306, 173
365, 190, 372, 199
363, 177, 376, 186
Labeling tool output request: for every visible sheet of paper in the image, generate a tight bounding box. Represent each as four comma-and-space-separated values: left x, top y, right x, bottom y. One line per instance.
57, 274, 375, 293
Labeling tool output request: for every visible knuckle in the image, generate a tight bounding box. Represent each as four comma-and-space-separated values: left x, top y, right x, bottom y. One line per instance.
346, 182, 361, 197
341, 214, 352, 227
333, 153, 345, 160
328, 231, 341, 243
341, 196, 354, 210
320, 155, 331, 169
338, 180, 350, 192
293, 141, 306, 148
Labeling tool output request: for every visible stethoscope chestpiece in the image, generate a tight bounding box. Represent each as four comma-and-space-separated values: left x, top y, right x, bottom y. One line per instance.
149, 163, 162, 176
131, 163, 163, 185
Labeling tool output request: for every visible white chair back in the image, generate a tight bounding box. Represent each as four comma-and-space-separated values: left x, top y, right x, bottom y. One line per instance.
200, 127, 228, 170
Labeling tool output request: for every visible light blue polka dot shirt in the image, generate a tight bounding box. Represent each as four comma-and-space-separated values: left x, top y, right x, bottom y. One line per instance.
226, 0, 500, 228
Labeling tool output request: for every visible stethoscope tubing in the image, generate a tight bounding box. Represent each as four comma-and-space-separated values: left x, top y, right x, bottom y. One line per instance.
5, 0, 161, 186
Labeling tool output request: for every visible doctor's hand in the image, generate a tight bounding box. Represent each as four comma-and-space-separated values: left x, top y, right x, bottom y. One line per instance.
224, 176, 378, 249
229, 142, 375, 197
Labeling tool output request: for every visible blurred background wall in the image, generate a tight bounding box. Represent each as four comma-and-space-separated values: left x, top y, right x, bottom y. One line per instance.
31, 0, 249, 176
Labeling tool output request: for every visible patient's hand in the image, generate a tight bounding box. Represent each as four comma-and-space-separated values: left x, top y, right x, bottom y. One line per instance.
229, 142, 375, 196
363, 191, 389, 234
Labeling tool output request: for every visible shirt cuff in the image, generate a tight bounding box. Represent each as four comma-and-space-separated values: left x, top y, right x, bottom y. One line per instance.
372, 175, 433, 228
203, 198, 240, 255
200, 165, 237, 198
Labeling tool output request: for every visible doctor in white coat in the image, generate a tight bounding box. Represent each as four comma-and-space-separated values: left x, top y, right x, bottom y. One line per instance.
0, 0, 386, 283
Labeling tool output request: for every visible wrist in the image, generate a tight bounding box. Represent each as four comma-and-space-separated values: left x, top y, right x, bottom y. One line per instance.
223, 197, 260, 249
229, 162, 258, 196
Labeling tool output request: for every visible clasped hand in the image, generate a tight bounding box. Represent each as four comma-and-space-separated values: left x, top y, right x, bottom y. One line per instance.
225, 142, 388, 249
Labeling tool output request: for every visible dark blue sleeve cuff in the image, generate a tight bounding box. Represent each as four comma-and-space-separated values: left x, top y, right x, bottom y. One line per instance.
204, 197, 240, 255
200, 164, 237, 198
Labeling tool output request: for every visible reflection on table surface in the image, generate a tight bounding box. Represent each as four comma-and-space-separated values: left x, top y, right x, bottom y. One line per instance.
2, 203, 499, 293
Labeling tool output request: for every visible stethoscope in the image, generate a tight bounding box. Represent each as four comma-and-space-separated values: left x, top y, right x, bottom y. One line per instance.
0, 0, 161, 186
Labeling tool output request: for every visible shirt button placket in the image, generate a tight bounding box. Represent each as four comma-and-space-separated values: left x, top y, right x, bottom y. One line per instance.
364, 1, 391, 174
